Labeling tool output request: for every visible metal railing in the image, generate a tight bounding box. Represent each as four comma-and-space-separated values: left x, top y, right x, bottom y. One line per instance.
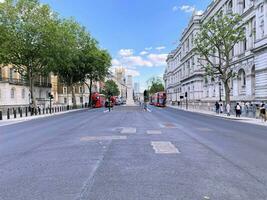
0, 77, 52, 88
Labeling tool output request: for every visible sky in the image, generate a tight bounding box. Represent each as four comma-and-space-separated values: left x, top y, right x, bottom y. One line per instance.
41, 0, 211, 91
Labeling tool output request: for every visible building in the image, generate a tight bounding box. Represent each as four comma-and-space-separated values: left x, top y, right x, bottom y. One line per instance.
54, 76, 100, 106
164, 0, 267, 108
0, 65, 52, 110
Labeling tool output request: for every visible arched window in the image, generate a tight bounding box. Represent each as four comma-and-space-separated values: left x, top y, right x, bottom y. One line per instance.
11, 88, 15, 99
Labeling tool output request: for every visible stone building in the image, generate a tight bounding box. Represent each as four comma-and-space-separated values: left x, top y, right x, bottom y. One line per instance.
164, 0, 267, 108
0, 65, 52, 109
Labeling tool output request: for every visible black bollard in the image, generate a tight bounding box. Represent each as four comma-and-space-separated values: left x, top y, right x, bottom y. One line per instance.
35, 108, 37, 115
25, 107, 28, 117
0, 111, 2, 120
38, 107, 41, 115
43, 108, 45, 114
19, 108, 22, 117
7, 108, 10, 119
13, 108, 17, 119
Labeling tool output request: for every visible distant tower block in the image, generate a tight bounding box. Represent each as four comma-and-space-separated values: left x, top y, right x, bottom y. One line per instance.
115, 67, 126, 83
126, 75, 135, 106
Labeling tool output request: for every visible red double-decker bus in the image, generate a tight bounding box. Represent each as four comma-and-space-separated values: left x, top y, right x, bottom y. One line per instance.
151, 92, 167, 107
91, 92, 106, 108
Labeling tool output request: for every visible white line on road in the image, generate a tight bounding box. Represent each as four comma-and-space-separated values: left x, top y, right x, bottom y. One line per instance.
146, 108, 152, 112
151, 141, 180, 154
80, 136, 127, 141
146, 130, 162, 135
120, 127, 137, 134
103, 110, 109, 113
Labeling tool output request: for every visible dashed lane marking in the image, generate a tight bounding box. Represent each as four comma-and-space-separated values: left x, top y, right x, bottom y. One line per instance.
196, 127, 214, 132
146, 130, 162, 135
80, 136, 127, 141
151, 141, 180, 154
103, 110, 109, 113
120, 127, 136, 134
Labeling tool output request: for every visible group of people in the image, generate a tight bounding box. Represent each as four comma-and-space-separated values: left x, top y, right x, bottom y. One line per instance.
215, 102, 267, 120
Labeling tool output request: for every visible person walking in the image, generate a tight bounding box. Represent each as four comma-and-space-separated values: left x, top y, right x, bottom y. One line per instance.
226, 103, 231, 116
235, 103, 241, 117
260, 103, 266, 122
220, 103, 224, 114
215, 101, 220, 114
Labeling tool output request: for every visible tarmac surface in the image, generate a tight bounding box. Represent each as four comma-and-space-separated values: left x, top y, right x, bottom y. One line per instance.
0, 105, 267, 200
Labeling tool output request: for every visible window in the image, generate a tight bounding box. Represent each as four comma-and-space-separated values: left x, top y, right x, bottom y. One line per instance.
243, 0, 246, 10
63, 87, 67, 94
11, 88, 15, 99
64, 97, 67, 104
22, 88, 25, 99
260, 20, 264, 37
260, 4, 264, 13
243, 28, 247, 51
79, 86, 83, 93
9, 68, 14, 81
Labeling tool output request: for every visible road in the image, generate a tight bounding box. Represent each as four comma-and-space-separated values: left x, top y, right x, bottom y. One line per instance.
0, 105, 267, 200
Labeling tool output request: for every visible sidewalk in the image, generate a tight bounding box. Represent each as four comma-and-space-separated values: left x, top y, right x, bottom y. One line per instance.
0, 108, 88, 127
168, 105, 267, 127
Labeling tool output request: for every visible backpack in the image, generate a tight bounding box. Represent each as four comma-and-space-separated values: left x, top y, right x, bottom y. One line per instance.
236, 105, 241, 110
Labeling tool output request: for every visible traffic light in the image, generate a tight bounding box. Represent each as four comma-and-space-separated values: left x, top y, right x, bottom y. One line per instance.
144, 90, 149, 102
48, 92, 54, 99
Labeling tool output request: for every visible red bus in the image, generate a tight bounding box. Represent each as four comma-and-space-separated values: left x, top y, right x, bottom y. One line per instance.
152, 92, 167, 107
92, 92, 106, 108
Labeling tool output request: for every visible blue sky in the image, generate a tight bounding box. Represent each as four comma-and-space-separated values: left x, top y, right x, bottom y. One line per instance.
41, 0, 211, 91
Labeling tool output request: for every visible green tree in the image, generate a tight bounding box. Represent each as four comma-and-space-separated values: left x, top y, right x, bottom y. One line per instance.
102, 80, 120, 97
0, 0, 59, 108
50, 19, 89, 108
194, 13, 245, 104
81, 40, 111, 107
147, 76, 165, 94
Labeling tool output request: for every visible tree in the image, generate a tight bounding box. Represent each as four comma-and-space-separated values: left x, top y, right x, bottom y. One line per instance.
147, 76, 165, 94
81, 40, 111, 107
102, 80, 120, 97
194, 13, 245, 104
0, 0, 59, 108
50, 19, 88, 108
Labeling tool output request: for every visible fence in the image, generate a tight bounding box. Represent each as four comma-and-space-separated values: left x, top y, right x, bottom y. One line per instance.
0, 103, 89, 121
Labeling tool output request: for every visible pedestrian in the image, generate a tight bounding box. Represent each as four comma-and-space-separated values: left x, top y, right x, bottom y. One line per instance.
235, 103, 241, 117
226, 103, 231, 116
260, 103, 266, 122
220, 103, 224, 114
215, 101, 219, 114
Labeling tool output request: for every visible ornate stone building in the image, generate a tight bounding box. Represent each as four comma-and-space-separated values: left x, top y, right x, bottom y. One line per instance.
0, 65, 52, 109
164, 0, 267, 107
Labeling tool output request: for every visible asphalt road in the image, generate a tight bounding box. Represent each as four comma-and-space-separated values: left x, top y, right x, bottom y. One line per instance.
0, 105, 267, 200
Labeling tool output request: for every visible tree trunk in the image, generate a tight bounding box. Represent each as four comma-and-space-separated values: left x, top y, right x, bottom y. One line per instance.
224, 81, 231, 105
28, 70, 37, 109
71, 85, 77, 108
88, 79, 93, 107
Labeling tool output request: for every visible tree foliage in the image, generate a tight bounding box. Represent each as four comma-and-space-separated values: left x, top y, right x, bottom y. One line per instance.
195, 13, 244, 103
147, 76, 165, 94
0, 0, 112, 108
0, 0, 59, 107
102, 80, 120, 97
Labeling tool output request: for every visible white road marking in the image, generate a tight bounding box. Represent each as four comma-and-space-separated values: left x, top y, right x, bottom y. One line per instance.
103, 110, 109, 113
196, 127, 213, 132
80, 136, 127, 141
120, 127, 136, 134
146, 108, 152, 112
146, 130, 162, 135
151, 141, 180, 154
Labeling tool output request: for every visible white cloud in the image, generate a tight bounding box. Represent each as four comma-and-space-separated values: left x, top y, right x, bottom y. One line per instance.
172, 6, 178, 12
123, 56, 153, 68
125, 69, 140, 77
140, 51, 149, 55
180, 5, 195, 13
111, 59, 121, 66
0, 0, 5, 2
178, 5, 203, 15
155, 46, 166, 51
147, 53, 168, 66
118, 49, 134, 57
145, 47, 153, 51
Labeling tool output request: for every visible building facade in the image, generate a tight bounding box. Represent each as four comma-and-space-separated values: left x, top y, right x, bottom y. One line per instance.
0, 65, 52, 109
165, 0, 267, 108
